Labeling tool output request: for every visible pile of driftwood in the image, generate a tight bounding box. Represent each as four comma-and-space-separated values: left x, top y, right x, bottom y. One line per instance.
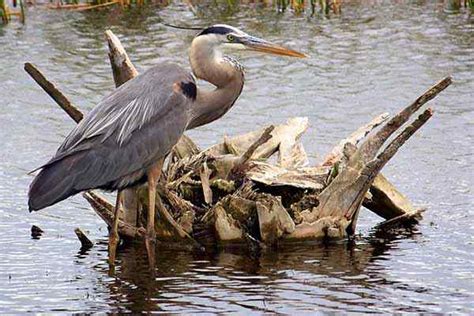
26, 30, 451, 249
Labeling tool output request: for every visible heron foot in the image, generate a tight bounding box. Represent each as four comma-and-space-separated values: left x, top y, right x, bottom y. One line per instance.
108, 230, 120, 266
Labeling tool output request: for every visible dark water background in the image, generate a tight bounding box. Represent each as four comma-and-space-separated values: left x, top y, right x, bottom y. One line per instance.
0, 1, 473, 313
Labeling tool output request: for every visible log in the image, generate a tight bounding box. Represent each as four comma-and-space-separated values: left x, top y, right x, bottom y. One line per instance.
256, 194, 295, 244
300, 106, 435, 233
277, 118, 309, 168
285, 216, 350, 240
247, 162, 328, 190
345, 109, 434, 233
214, 204, 244, 242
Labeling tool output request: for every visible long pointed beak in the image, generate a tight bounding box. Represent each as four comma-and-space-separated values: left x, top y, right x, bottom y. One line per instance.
241, 36, 307, 58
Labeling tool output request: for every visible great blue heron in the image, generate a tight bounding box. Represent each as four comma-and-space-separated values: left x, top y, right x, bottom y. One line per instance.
28, 24, 305, 265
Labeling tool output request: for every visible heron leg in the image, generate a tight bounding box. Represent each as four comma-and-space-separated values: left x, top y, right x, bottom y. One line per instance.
108, 190, 122, 266
145, 159, 164, 268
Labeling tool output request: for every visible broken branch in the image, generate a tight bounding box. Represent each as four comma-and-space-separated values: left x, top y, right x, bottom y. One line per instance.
358, 77, 451, 163
24, 62, 83, 123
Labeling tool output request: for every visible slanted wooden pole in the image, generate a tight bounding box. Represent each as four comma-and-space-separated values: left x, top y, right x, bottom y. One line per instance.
24, 63, 83, 123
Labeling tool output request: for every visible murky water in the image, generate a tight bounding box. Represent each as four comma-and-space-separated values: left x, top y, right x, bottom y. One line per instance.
1, 1, 473, 313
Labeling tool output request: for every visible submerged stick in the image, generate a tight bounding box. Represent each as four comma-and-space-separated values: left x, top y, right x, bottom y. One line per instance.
74, 228, 94, 249
24, 63, 83, 123
31, 225, 44, 239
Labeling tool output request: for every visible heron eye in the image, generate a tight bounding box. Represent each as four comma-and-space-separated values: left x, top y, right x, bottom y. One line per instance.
227, 35, 235, 42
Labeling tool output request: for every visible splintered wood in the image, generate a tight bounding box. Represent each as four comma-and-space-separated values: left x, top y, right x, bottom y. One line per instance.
25, 29, 452, 249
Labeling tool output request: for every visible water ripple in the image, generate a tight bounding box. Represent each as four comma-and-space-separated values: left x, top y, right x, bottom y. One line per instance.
1, 1, 473, 313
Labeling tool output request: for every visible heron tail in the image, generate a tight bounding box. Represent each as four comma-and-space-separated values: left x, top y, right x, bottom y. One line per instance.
28, 154, 83, 212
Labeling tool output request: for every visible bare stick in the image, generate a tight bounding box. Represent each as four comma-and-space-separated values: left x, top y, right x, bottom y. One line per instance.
367, 109, 434, 181
358, 77, 451, 163
239, 125, 275, 163
24, 62, 83, 123
321, 113, 389, 166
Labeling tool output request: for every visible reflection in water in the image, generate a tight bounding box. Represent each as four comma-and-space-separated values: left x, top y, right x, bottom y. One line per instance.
0, 0, 473, 313
86, 229, 432, 313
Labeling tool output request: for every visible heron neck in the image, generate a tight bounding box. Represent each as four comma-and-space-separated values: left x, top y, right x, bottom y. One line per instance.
187, 40, 244, 130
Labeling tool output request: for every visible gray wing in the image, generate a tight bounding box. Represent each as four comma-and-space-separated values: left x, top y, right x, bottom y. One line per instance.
57, 63, 195, 157
31, 62, 196, 198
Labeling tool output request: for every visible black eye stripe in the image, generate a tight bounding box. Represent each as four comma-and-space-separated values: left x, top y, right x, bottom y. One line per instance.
197, 26, 234, 36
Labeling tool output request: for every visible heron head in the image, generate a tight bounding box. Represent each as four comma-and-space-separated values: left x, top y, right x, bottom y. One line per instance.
194, 24, 307, 58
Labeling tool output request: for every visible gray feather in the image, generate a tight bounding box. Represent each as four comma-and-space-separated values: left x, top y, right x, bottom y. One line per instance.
29, 63, 196, 210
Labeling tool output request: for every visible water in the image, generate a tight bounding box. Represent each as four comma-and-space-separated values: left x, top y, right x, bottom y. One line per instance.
1, 1, 473, 313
